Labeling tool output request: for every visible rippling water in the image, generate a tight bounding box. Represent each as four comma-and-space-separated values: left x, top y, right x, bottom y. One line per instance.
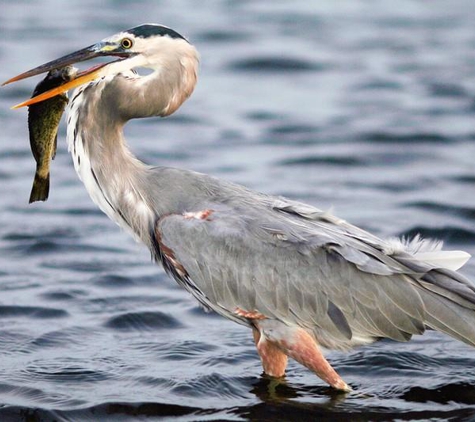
2, 1, 475, 420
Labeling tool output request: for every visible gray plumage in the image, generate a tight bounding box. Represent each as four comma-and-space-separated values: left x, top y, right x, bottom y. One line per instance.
154, 182, 475, 350
5, 24, 475, 390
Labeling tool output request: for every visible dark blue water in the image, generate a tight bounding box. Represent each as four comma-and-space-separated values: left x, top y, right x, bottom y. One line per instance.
2, 1, 475, 420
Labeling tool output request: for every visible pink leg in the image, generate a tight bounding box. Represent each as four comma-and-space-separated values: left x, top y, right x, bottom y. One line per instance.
234, 308, 350, 392
277, 327, 350, 391
235, 308, 287, 377
252, 328, 288, 377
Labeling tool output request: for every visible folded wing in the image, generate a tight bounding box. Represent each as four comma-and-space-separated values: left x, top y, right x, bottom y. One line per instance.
155, 199, 475, 351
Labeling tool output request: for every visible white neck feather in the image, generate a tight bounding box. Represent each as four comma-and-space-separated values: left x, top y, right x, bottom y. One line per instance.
64, 40, 199, 245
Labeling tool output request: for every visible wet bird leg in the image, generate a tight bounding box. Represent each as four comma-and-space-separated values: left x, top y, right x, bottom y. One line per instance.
235, 307, 288, 377
275, 326, 351, 392
236, 308, 350, 392
252, 327, 288, 377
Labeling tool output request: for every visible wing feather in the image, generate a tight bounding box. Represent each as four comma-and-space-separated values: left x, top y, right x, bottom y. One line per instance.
155, 199, 475, 350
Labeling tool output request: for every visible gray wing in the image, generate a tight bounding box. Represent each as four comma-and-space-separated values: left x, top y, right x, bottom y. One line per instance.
155, 199, 475, 351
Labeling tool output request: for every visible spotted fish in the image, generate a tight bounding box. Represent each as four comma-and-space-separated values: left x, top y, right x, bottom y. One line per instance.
28, 66, 77, 203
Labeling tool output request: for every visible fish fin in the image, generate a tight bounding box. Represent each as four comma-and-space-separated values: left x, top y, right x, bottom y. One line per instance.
29, 173, 50, 203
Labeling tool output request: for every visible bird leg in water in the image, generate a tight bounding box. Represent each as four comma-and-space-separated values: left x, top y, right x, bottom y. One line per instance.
236, 308, 350, 392
274, 326, 351, 392
252, 327, 288, 377
235, 307, 288, 376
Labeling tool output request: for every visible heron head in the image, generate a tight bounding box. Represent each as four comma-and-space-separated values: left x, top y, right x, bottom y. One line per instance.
2, 24, 196, 109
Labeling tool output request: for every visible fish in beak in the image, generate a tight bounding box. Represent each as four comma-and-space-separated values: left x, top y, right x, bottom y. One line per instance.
2, 41, 135, 109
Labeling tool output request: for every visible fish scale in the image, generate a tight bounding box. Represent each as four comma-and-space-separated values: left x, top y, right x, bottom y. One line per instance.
28, 66, 77, 203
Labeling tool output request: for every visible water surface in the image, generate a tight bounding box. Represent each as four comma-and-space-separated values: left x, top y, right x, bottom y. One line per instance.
1, 1, 475, 420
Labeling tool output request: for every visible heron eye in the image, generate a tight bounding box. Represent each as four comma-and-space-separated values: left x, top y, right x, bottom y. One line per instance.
121, 38, 133, 49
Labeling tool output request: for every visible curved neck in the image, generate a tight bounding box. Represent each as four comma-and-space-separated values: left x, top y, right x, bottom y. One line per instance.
67, 95, 153, 243
65, 48, 198, 244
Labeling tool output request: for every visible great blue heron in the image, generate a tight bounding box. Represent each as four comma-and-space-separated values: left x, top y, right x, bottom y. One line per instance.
3, 24, 475, 392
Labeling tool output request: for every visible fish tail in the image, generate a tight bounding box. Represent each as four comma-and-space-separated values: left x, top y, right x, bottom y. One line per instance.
29, 173, 50, 203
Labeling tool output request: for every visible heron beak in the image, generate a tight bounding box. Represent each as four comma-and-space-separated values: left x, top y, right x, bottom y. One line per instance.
9, 65, 107, 109
2, 42, 132, 109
